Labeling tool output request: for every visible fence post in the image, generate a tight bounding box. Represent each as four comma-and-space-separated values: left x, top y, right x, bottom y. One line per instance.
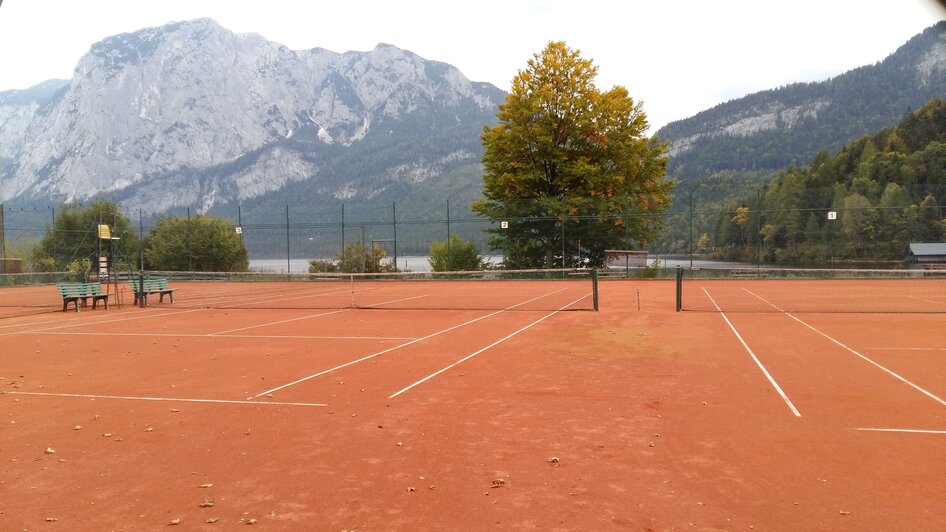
285, 205, 291, 275
392, 202, 398, 272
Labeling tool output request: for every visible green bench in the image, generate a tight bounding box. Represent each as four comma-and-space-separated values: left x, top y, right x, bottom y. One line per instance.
129, 277, 177, 305
57, 282, 111, 312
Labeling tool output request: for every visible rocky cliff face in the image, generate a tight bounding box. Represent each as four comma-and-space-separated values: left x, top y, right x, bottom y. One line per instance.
0, 18, 503, 213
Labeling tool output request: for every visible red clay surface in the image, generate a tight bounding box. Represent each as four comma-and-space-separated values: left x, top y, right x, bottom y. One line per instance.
2, 279, 945, 530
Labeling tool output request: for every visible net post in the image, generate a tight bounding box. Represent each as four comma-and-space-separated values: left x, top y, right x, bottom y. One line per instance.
591, 269, 599, 311
675, 266, 683, 312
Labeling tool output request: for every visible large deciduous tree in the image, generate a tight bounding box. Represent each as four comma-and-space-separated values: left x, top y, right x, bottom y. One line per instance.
473, 41, 673, 268
144, 214, 248, 272
31, 201, 139, 273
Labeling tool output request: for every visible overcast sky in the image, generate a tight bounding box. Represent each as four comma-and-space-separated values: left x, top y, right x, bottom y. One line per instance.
0, 0, 943, 131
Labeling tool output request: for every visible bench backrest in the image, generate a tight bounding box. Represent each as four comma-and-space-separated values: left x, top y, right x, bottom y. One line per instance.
58, 282, 102, 296
129, 277, 170, 291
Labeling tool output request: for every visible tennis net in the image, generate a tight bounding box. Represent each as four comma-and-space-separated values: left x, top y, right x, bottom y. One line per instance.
138, 268, 599, 312
675, 267, 946, 313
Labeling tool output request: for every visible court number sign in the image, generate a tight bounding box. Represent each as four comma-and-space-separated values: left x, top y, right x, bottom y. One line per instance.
827, 211, 837, 220
501, 221, 508, 229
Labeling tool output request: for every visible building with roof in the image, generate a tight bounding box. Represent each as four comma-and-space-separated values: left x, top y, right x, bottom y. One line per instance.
908, 242, 946, 268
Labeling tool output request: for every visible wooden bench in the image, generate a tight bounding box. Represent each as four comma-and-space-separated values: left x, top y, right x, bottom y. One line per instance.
57, 282, 111, 312
129, 277, 177, 305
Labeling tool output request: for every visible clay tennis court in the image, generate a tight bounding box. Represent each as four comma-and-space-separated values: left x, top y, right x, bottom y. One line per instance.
2, 276, 945, 530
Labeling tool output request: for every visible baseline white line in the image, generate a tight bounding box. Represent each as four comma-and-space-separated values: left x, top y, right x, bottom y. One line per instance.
702, 287, 802, 417
388, 293, 589, 399
5, 390, 326, 407
248, 287, 571, 399
855, 428, 946, 435
743, 289, 946, 409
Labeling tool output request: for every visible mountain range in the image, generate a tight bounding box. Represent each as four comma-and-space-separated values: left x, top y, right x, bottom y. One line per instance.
0, 18, 503, 218
1, 18, 945, 256
657, 21, 946, 183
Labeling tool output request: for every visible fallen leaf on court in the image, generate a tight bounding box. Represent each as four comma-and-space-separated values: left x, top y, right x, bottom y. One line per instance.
168, 518, 182, 525
199, 483, 214, 488
490, 479, 506, 488
396, 442, 403, 446
407, 487, 416, 492
145, 427, 154, 432
206, 517, 219, 523
199, 500, 214, 508
245, 518, 257, 524
103, 433, 112, 437
547, 456, 560, 464
45, 517, 57, 522
840, 510, 851, 515
171, 409, 180, 413
44, 447, 55, 454
74, 425, 83, 430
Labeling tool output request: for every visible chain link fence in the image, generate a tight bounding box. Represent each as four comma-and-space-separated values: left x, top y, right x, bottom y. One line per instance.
1, 184, 943, 277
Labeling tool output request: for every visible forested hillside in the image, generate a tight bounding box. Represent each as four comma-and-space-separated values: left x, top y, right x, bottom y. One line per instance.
713, 99, 946, 264
653, 22, 946, 255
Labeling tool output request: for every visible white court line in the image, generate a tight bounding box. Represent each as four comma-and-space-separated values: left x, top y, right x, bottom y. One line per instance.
247, 287, 571, 400
360, 294, 429, 308
855, 428, 946, 434
744, 288, 946, 409
27, 331, 416, 341
5, 390, 326, 407
906, 295, 946, 308
388, 292, 590, 399
867, 347, 946, 352
3, 307, 207, 336
180, 283, 356, 308
702, 287, 802, 417
210, 308, 351, 335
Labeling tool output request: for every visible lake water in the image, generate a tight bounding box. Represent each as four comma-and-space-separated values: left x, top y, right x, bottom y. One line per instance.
249, 255, 749, 273
249, 256, 436, 273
